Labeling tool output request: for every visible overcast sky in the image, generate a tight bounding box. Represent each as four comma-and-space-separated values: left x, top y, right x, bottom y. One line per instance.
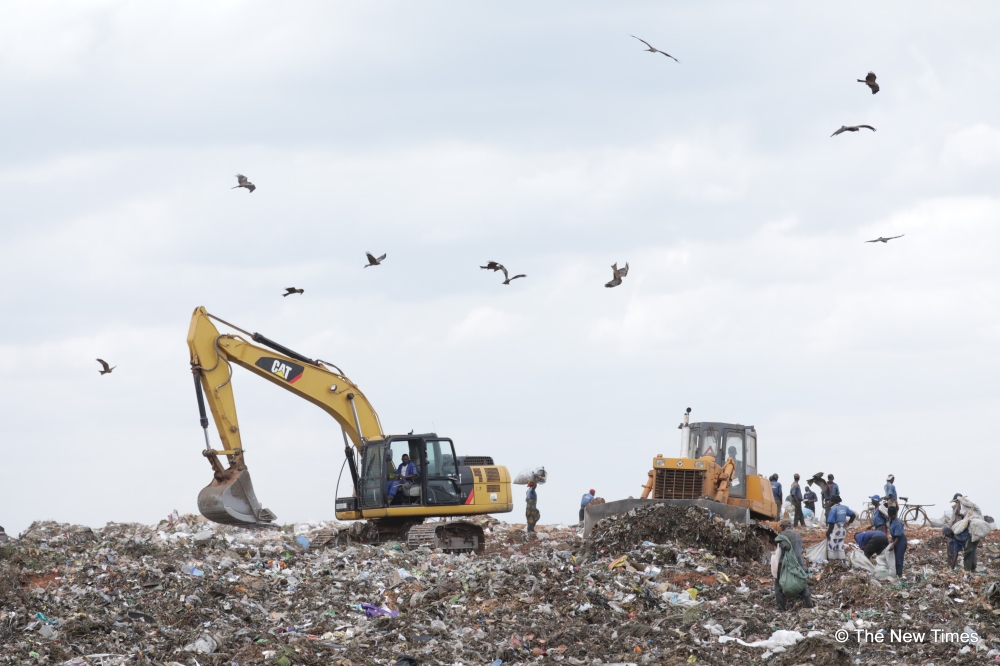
2, 1, 999, 534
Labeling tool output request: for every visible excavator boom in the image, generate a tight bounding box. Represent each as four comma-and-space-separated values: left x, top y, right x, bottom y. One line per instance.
187, 306, 382, 526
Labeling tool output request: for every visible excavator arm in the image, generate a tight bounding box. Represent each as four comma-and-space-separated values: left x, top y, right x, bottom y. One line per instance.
186, 306, 384, 526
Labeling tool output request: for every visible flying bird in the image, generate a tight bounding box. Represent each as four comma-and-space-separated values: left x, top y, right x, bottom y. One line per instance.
283, 287, 304, 297
499, 265, 526, 285
858, 71, 879, 95
364, 252, 386, 268
480, 261, 504, 272
630, 35, 678, 62
865, 235, 904, 243
96, 359, 116, 375
831, 125, 876, 137
232, 174, 256, 192
605, 262, 629, 288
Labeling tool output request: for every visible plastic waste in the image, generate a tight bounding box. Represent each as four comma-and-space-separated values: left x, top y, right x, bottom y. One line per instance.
181, 563, 205, 577
513, 466, 547, 485
296, 535, 310, 549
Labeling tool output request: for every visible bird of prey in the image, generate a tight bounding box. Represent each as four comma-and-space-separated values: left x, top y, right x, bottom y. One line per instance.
831, 125, 876, 137
364, 252, 386, 268
480, 261, 504, 272
499, 265, 526, 285
858, 71, 879, 95
605, 262, 629, 288
96, 359, 116, 375
283, 287, 304, 297
630, 35, 679, 62
232, 174, 256, 192
865, 235, 904, 243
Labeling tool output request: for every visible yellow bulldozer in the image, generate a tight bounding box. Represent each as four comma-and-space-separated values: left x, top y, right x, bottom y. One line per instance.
186, 306, 513, 553
584, 408, 779, 535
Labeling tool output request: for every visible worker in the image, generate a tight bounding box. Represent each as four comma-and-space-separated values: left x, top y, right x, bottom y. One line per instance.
826, 474, 840, 501
386, 454, 418, 502
0, 525, 7, 544
941, 526, 965, 570
887, 505, 907, 578
803, 487, 818, 516
807, 473, 831, 513
580, 489, 595, 525
825, 494, 855, 565
769, 474, 782, 506
854, 530, 889, 559
949, 494, 984, 573
789, 473, 804, 528
773, 519, 814, 612
883, 475, 898, 509
868, 495, 887, 533
525, 481, 540, 533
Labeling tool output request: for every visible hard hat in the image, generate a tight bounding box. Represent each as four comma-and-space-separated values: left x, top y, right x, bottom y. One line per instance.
886, 474, 894, 481
589, 489, 595, 494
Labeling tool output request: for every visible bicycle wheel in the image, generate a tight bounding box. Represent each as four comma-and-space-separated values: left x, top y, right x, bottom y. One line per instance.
902, 506, 927, 528
859, 508, 873, 524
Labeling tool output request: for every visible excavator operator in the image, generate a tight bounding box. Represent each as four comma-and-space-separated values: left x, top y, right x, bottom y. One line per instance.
387, 454, 418, 502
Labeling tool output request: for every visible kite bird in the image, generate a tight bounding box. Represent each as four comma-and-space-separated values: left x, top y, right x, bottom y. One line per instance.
96, 359, 116, 375
858, 71, 879, 95
865, 235, 904, 244
283, 287, 304, 297
499, 265, 526, 285
605, 262, 629, 288
831, 125, 876, 137
232, 174, 256, 192
364, 252, 386, 268
630, 35, 679, 62
480, 261, 504, 272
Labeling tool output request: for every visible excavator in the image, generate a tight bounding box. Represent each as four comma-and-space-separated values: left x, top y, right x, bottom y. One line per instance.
186, 306, 513, 553
583, 408, 779, 535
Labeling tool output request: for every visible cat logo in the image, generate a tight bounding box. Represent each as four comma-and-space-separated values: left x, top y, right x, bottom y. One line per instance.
255, 357, 305, 384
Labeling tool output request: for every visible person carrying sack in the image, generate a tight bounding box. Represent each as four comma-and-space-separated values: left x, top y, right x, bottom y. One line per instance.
773, 519, 814, 612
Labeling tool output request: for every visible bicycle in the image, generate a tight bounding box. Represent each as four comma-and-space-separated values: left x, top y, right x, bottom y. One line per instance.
857, 497, 933, 528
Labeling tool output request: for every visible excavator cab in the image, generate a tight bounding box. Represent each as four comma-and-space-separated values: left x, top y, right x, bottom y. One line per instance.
359, 435, 465, 509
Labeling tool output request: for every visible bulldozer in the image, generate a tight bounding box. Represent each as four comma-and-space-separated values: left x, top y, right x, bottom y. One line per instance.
584, 408, 779, 535
186, 307, 513, 553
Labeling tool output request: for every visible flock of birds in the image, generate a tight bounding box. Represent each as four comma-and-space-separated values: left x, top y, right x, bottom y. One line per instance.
94, 39, 900, 376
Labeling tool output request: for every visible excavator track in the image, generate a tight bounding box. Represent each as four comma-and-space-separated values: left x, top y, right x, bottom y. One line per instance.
407, 521, 485, 554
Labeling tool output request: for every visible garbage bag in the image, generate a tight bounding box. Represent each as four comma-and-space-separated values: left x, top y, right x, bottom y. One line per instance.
849, 548, 875, 572
874, 545, 896, 580
776, 535, 808, 597
969, 518, 994, 541
804, 539, 829, 564
513, 467, 547, 485
770, 546, 780, 579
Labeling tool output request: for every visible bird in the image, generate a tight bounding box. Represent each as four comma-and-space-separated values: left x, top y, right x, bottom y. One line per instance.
499, 265, 526, 285
283, 287, 304, 297
831, 125, 876, 137
96, 359, 116, 375
865, 235, 904, 243
232, 174, 256, 192
858, 71, 879, 95
480, 261, 504, 272
630, 35, 679, 62
605, 262, 629, 288
364, 252, 386, 268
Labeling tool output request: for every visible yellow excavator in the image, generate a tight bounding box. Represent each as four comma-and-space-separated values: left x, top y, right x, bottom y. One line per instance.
186, 306, 513, 552
584, 408, 778, 535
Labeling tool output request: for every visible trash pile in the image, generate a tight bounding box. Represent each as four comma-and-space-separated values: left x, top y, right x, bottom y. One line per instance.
1, 510, 997, 666
585, 503, 769, 561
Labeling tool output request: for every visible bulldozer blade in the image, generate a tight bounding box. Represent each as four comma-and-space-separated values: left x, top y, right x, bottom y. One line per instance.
197, 469, 277, 528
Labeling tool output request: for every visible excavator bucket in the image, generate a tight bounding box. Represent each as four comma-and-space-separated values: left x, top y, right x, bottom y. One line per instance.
197, 469, 277, 528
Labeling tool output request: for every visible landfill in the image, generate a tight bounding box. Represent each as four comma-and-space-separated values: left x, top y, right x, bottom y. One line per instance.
1, 504, 998, 666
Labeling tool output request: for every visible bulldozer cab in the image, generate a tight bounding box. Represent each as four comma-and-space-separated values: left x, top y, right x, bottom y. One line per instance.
687, 422, 757, 499
359, 434, 465, 509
